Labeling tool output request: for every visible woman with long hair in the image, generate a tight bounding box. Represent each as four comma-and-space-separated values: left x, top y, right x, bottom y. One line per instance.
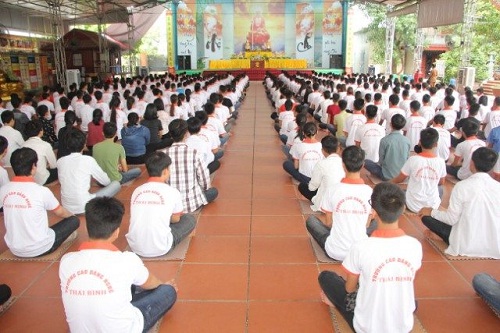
121, 112, 150, 164
141, 103, 173, 153
86, 108, 105, 153
109, 97, 127, 140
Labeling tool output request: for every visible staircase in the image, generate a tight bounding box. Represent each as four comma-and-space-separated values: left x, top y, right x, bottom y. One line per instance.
481, 79, 500, 96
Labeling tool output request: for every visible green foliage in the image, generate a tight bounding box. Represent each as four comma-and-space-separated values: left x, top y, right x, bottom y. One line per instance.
358, 3, 417, 73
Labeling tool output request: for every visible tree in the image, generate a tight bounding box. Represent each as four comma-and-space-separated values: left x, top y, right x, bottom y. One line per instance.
358, 3, 417, 74
441, 0, 500, 83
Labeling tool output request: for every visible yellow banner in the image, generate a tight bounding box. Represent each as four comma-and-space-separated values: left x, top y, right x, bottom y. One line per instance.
165, 11, 174, 68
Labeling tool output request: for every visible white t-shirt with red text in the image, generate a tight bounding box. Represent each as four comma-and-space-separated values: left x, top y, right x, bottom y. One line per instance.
290, 139, 323, 178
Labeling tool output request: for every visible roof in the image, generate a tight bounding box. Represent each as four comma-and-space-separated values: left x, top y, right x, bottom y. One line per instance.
40, 28, 128, 51
0, 0, 162, 24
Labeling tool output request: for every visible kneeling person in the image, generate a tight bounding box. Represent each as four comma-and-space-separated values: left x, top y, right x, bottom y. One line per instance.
60, 197, 177, 332
0, 148, 79, 257
126, 152, 196, 257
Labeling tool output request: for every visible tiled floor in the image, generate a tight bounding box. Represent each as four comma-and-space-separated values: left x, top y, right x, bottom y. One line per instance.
0, 82, 499, 332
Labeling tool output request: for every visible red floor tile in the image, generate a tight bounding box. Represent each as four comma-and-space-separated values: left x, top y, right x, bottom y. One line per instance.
0, 297, 68, 332
161, 301, 247, 333
252, 184, 297, 199
0, 261, 52, 296
251, 216, 306, 236
417, 298, 499, 333
450, 260, 500, 283
144, 262, 181, 282
248, 301, 335, 333
196, 215, 251, 236
251, 199, 302, 216
415, 262, 474, 298
176, 264, 248, 300
24, 262, 61, 297
250, 237, 316, 263
186, 236, 250, 263
201, 199, 252, 216
249, 264, 319, 300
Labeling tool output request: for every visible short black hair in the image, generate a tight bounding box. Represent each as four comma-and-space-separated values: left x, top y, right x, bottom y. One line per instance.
1, 110, 14, 124
0, 135, 8, 155
66, 129, 87, 152
195, 110, 208, 125
204, 102, 215, 115
410, 100, 421, 112
342, 146, 365, 172
187, 116, 202, 134
462, 119, 479, 137
371, 182, 406, 223
11, 147, 38, 176
36, 104, 49, 118
168, 118, 188, 142
145, 151, 172, 177
103, 122, 117, 138
469, 103, 480, 116
338, 99, 347, 110
389, 94, 400, 106
59, 96, 70, 110
321, 135, 338, 154
444, 95, 455, 107
391, 114, 406, 131
419, 128, 439, 149
64, 110, 77, 126
85, 197, 124, 240
25, 120, 43, 138
471, 147, 498, 173
353, 98, 365, 111
433, 114, 445, 125
365, 105, 378, 119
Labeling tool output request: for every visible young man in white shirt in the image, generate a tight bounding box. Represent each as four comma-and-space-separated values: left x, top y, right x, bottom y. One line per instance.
392, 128, 447, 213
355, 105, 385, 162
126, 152, 196, 257
380, 94, 405, 134
22, 120, 58, 185
60, 196, 177, 332
420, 147, 500, 258
0, 148, 79, 257
404, 100, 428, 151
447, 120, 486, 180
319, 182, 422, 332
344, 98, 367, 147
436, 95, 458, 130
186, 116, 220, 174
298, 135, 345, 212
204, 102, 229, 146
306, 146, 374, 261
57, 129, 121, 214
431, 114, 451, 162
0, 111, 25, 167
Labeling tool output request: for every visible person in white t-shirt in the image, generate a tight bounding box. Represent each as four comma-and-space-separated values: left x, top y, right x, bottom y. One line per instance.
127, 152, 196, 257
436, 95, 458, 130
0, 111, 25, 167
306, 146, 374, 261
403, 100, 427, 151
298, 135, 345, 211
0, 148, 79, 257
22, 120, 58, 185
355, 105, 385, 162
195, 110, 224, 161
420, 94, 436, 123
318, 182, 422, 332
380, 94, 405, 134
283, 122, 323, 183
447, 120, 486, 180
186, 117, 220, 174
60, 197, 177, 333
0, 136, 10, 189
57, 129, 121, 214
205, 102, 229, 146
431, 114, 451, 161
344, 98, 367, 147
420, 147, 500, 258
392, 128, 447, 213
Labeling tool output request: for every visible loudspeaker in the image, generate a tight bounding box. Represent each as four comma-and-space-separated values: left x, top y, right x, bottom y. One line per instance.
177, 55, 191, 70
329, 54, 343, 69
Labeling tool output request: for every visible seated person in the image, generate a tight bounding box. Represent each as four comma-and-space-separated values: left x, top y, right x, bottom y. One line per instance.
57, 111, 78, 160
57, 129, 121, 214
0, 110, 25, 167
22, 120, 58, 185
126, 152, 196, 257
166, 119, 218, 213
59, 197, 177, 332
354, 105, 385, 162
36, 105, 58, 149
305, 146, 373, 261
141, 104, 173, 153
121, 112, 150, 165
86, 109, 105, 154
473, 273, 500, 315
419, 147, 500, 258
391, 128, 446, 213
364, 114, 411, 181
185, 116, 220, 174
298, 135, 344, 212
283, 122, 323, 184
318, 182, 422, 332
0, 148, 79, 257
93, 122, 142, 185
0, 136, 9, 190
447, 120, 486, 180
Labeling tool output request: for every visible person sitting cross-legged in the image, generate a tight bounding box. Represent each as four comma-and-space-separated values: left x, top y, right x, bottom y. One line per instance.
126, 151, 196, 257
59, 197, 177, 332
0, 148, 79, 257
419, 147, 500, 258
318, 182, 422, 332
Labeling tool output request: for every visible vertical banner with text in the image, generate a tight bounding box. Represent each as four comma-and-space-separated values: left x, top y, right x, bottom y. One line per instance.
166, 10, 174, 68
203, 4, 223, 61
295, 3, 315, 67
322, 1, 343, 68
177, 1, 197, 70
